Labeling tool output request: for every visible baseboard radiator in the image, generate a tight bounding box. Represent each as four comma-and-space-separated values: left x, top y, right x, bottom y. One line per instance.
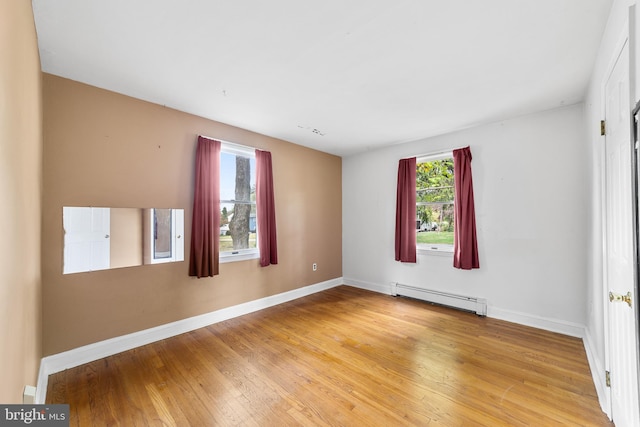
391, 283, 487, 316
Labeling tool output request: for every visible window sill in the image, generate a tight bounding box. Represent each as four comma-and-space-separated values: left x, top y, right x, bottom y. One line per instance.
417, 246, 453, 257
219, 251, 259, 263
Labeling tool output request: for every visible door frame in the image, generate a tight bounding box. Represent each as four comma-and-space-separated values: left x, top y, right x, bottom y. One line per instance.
601, 21, 640, 422
630, 98, 640, 415
600, 27, 628, 419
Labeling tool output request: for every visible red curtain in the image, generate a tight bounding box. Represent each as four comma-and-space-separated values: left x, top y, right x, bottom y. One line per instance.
256, 149, 278, 267
395, 157, 417, 263
189, 136, 221, 277
453, 146, 479, 269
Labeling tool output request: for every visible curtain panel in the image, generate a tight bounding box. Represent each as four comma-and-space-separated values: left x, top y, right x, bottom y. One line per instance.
453, 146, 479, 269
395, 157, 417, 263
256, 149, 278, 267
189, 136, 221, 278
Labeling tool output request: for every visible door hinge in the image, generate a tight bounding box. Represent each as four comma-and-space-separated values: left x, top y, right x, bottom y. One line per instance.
601, 120, 606, 136
606, 370, 611, 387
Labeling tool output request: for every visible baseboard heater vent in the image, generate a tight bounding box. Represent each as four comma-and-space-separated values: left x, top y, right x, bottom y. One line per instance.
391, 283, 487, 316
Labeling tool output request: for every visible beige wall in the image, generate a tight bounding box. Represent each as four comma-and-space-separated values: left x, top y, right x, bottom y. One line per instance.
0, 2, 43, 403
42, 74, 342, 355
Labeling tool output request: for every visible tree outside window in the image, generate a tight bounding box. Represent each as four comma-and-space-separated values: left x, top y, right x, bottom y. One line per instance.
416, 157, 455, 248
220, 148, 257, 255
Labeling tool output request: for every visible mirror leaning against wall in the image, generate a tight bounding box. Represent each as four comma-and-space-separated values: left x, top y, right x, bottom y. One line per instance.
62, 207, 184, 274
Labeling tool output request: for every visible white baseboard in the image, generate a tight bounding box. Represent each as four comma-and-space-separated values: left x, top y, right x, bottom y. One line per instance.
583, 330, 611, 419
343, 277, 393, 295
488, 306, 585, 338
343, 278, 585, 338
36, 277, 343, 404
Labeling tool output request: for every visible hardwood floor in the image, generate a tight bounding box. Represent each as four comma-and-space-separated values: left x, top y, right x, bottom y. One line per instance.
47, 286, 612, 426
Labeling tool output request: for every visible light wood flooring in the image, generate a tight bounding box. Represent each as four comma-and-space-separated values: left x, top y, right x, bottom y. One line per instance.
47, 285, 612, 426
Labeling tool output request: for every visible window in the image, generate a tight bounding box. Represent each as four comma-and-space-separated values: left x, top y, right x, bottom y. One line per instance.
416, 153, 455, 253
219, 142, 258, 262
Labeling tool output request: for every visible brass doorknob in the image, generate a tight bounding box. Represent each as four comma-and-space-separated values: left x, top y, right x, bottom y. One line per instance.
609, 291, 632, 308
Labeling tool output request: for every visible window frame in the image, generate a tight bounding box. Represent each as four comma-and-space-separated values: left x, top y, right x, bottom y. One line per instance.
219, 141, 259, 263
416, 151, 455, 256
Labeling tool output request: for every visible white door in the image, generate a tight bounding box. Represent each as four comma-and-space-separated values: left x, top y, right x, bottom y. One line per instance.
604, 38, 640, 427
63, 207, 111, 273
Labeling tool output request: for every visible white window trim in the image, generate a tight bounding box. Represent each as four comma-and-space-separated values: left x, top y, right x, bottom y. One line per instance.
219, 141, 259, 263
221, 140, 255, 157
219, 250, 259, 263
416, 150, 454, 256
416, 150, 453, 163
418, 245, 454, 256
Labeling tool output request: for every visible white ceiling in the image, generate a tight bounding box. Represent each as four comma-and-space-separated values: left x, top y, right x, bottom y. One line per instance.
32, 0, 612, 157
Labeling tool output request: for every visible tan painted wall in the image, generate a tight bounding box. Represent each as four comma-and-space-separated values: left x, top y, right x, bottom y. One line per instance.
0, 2, 43, 402
42, 74, 342, 355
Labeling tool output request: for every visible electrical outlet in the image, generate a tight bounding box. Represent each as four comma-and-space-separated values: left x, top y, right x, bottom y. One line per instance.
312, 263, 317, 271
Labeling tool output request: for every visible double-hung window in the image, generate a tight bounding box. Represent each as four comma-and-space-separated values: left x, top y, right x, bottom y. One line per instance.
219, 142, 258, 262
416, 153, 455, 253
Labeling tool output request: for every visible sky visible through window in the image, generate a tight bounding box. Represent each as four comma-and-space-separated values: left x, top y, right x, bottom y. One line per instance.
220, 151, 256, 201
